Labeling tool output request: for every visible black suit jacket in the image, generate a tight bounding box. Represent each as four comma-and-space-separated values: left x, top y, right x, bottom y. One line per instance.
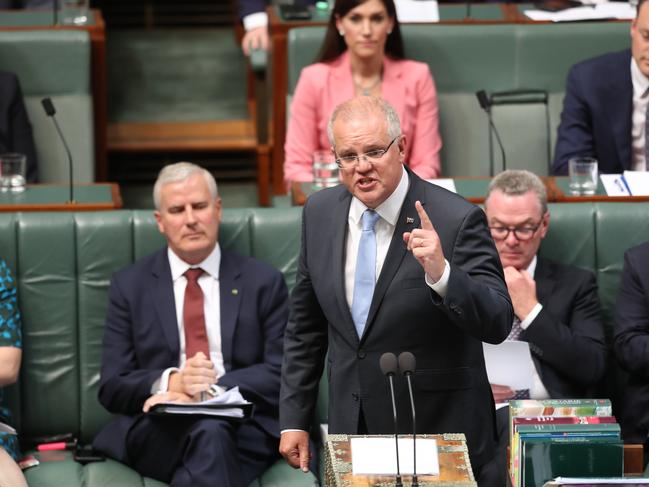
0, 71, 38, 182
614, 242, 649, 443
552, 50, 632, 176
94, 247, 289, 463
280, 170, 513, 468
521, 257, 606, 398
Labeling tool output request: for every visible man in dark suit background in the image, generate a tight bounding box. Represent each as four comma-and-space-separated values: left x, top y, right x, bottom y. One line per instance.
0, 71, 38, 182
279, 96, 513, 486
552, 0, 649, 175
614, 242, 649, 458
93, 162, 288, 487
483, 169, 607, 483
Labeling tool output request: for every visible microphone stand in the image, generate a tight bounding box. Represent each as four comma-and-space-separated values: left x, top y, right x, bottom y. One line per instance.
405, 374, 418, 487
387, 373, 404, 487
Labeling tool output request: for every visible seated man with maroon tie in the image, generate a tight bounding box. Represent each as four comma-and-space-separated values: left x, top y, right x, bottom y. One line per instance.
483, 169, 607, 484
93, 162, 289, 487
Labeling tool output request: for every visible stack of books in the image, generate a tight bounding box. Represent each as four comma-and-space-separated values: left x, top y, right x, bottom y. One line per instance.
508, 399, 623, 487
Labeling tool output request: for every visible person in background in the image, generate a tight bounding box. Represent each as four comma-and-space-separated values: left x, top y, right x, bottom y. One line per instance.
552, 0, 649, 175
483, 170, 607, 484
93, 162, 289, 486
0, 0, 52, 7
0, 258, 27, 487
237, 0, 317, 56
0, 71, 39, 182
614, 241, 649, 460
283, 0, 442, 187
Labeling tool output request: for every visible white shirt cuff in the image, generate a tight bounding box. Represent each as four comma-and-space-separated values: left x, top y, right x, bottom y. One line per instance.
151, 367, 180, 394
243, 12, 268, 31
425, 259, 450, 297
520, 303, 543, 329
281, 429, 308, 434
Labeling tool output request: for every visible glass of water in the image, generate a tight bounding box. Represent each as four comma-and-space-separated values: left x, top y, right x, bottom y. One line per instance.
312, 150, 339, 189
568, 157, 598, 196
0, 153, 27, 193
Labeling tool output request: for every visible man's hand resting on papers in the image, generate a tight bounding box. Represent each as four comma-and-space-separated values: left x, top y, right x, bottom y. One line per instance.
143, 391, 194, 412
491, 383, 515, 403
169, 351, 218, 399
279, 430, 311, 472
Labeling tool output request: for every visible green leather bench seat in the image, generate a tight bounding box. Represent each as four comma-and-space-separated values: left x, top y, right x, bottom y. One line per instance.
287, 23, 629, 177
0, 208, 314, 487
0, 30, 95, 183
1, 203, 647, 485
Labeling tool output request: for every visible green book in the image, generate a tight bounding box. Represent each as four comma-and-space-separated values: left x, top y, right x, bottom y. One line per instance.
522, 437, 623, 487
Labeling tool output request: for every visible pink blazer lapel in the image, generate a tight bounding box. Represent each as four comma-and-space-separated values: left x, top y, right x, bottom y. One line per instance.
381, 56, 407, 121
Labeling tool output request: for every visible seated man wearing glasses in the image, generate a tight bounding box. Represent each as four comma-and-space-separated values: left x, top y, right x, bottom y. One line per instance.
483, 169, 607, 483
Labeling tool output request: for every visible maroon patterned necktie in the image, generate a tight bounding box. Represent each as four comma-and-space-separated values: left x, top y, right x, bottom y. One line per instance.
183, 268, 209, 359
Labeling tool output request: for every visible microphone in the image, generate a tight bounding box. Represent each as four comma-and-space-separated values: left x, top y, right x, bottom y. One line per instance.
475, 90, 507, 176
41, 98, 75, 203
379, 352, 403, 487
398, 351, 418, 487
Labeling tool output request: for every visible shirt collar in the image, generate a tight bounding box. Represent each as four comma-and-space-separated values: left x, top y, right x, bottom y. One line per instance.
526, 255, 537, 278
349, 166, 409, 226
631, 57, 649, 97
168, 243, 221, 281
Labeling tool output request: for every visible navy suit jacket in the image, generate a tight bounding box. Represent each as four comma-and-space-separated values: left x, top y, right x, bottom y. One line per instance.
94, 247, 288, 463
280, 169, 513, 468
0, 71, 38, 182
614, 242, 649, 444
552, 50, 632, 175
522, 257, 606, 398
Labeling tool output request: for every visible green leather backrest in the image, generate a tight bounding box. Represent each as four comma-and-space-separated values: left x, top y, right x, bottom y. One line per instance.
0, 208, 302, 443
287, 23, 629, 178
0, 30, 94, 183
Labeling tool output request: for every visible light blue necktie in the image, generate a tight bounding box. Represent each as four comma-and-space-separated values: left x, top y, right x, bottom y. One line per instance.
351, 209, 380, 337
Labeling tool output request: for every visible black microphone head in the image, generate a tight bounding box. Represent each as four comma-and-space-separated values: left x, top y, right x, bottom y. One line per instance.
476, 90, 490, 111
398, 351, 416, 376
41, 97, 56, 116
379, 352, 398, 377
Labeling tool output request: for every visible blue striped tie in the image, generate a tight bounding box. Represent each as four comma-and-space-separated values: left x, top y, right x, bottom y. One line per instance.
351, 210, 380, 337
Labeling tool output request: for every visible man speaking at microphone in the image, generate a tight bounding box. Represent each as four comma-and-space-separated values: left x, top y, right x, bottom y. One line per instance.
279, 96, 513, 487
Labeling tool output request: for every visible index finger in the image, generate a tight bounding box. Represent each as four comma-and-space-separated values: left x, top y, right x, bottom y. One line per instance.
415, 200, 433, 231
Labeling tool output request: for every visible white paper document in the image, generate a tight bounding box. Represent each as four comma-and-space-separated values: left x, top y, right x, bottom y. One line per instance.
395, 0, 439, 22
426, 178, 457, 193
524, 2, 634, 21
151, 386, 252, 418
600, 174, 631, 196
350, 437, 439, 475
621, 170, 649, 196
482, 340, 534, 391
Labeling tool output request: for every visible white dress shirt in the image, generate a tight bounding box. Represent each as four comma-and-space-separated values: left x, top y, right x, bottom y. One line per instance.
630, 58, 649, 171
153, 244, 226, 393
344, 167, 449, 309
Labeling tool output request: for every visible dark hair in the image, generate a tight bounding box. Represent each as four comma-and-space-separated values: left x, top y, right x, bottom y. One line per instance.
316, 0, 405, 63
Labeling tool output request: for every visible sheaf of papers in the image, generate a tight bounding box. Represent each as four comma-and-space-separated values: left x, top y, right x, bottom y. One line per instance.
482, 341, 534, 391
600, 174, 631, 196
426, 178, 457, 193
395, 0, 439, 22
524, 2, 634, 21
155, 386, 250, 417
351, 437, 439, 475
621, 170, 649, 196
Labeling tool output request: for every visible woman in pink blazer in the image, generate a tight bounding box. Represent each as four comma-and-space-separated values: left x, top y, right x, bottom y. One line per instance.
284, 0, 442, 186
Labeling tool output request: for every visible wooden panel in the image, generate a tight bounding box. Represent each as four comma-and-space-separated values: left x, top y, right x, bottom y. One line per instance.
107, 120, 257, 152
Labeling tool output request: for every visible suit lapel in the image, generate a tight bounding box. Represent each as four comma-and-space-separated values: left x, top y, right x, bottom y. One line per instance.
610, 51, 633, 170
362, 171, 420, 340
151, 249, 181, 355
381, 57, 406, 124
219, 251, 241, 372
329, 52, 356, 109
331, 190, 358, 340
534, 256, 556, 305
